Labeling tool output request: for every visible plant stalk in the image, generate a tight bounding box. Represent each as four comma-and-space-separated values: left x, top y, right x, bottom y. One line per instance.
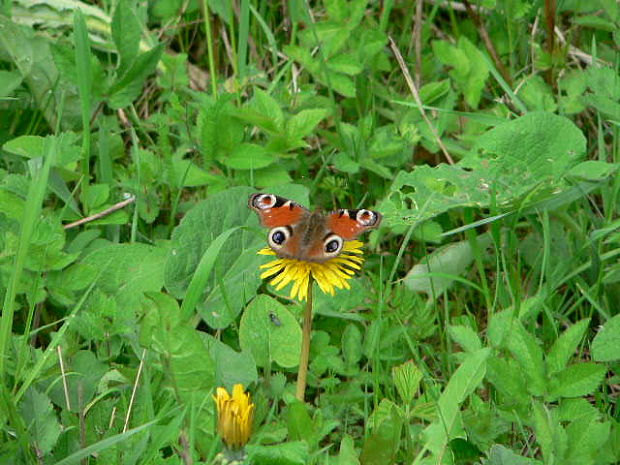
295, 277, 314, 401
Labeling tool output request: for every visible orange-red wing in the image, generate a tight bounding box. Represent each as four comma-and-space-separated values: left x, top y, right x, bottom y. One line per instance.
326, 209, 382, 240
249, 193, 308, 228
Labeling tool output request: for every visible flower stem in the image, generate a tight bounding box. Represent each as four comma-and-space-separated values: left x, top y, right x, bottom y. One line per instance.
296, 277, 314, 401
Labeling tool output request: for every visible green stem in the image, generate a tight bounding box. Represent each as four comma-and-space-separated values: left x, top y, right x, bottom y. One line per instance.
296, 277, 314, 402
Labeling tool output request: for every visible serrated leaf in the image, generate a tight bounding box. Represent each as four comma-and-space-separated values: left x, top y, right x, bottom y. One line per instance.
19, 388, 60, 454
484, 444, 542, 464
449, 325, 482, 352
546, 318, 590, 374
507, 322, 546, 396
592, 313, 620, 361
548, 363, 607, 399
222, 143, 276, 170
286, 109, 329, 142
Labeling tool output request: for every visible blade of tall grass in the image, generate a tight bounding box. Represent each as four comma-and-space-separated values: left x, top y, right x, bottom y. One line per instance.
180, 227, 239, 321
238, 0, 250, 78
74, 9, 93, 200
0, 136, 56, 382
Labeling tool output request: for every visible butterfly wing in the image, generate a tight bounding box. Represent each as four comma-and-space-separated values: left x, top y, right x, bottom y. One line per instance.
248, 193, 308, 228
326, 208, 382, 240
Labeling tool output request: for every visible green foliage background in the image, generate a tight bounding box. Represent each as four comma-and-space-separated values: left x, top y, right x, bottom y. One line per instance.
1, 0, 620, 463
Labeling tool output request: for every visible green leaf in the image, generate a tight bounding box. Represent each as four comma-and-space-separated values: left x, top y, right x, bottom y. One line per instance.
108, 43, 164, 109
564, 416, 611, 464
422, 349, 490, 457
247, 441, 309, 465
546, 318, 590, 374
338, 435, 361, 465
385, 112, 586, 227
341, 323, 362, 367
221, 143, 276, 170
485, 444, 542, 464
286, 109, 330, 143
449, 325, 483, 352
239, 295, 302, 368
507, 322, 546, 396
78, 242, 167, 311
205, 334, 258, 389
404, 234, 491, 295
158, 324, 215, 401
592, 313, 620, 362
532, 401, 566, 464
47, 351, 107, 413
19, 388, 60, 454
548, 363, 607, 399
359, 402, 402, 465
486, 358, 530, 407
164, 186, 263, 329
567, 160, 619, 181
0, 70, 22, 97
328, 53, 364, 75
111, 0, 141, 72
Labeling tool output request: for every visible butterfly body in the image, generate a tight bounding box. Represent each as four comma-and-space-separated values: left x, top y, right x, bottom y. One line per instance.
249, 193, 381, 262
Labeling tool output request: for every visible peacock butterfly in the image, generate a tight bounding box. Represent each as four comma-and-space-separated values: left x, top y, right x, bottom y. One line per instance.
249, 193, 381, 262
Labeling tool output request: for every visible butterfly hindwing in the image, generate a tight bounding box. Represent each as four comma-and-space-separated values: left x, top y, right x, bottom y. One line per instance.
326, 209, 382, 240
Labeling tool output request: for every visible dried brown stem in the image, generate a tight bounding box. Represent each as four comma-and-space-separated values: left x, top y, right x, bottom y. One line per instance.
461, 0, 512, 86
63, 196, 136, 230
389, 36, 455, 165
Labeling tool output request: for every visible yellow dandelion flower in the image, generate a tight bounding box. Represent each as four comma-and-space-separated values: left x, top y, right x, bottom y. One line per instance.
213, 384, 254, 450
258, 240, 365, 301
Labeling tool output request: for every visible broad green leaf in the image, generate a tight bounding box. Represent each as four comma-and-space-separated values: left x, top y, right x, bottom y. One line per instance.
111, 0, 141, 72
164, 186, 263, 329
338, 435, 360, 465
385, 112, 586, 227
328, 53, 364, 75
485, 444, 542, 464
404, 233, 491, 295
546, 318, 590, 374
567, 160, 619, 181
359, 405, 402, 465
591, 313, 620, 361
238, 295, 302, 368
204, 333, 258, 389
548, 363, 607, 399
0, 70, 22, 97
19, 388, 60, 454
152, 323, 215, 401
78, 242, 167, 311
247, 441, 309, 465
47, 350, 107, 413
222, 143, 276, 170
108, 43, 164, 109
422, 349, 490, 456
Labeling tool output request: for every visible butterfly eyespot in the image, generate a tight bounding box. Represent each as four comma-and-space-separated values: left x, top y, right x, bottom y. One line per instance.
268, 227, 290, 248
356, 209, 377, 226
252, 193, 277, 209
324, 234, 343, 256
